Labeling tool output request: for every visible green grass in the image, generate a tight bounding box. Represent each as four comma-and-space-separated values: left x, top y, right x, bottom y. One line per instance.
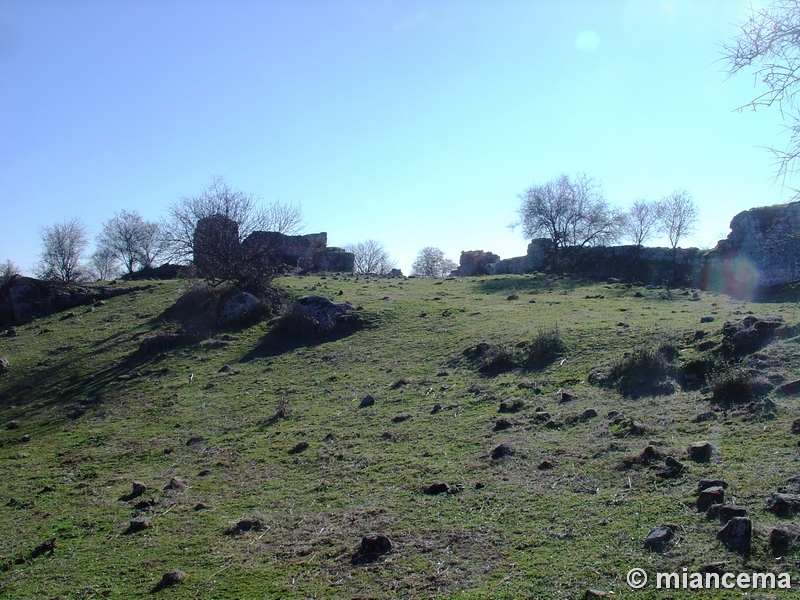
1, 274, 800, 598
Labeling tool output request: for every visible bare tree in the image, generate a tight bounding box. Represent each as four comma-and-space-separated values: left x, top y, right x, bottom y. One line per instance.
88, 246, 121, 281
622, 199, 660, 246
162, 176, 306, 289
97, 210, 166, 274
1, 259, 20, 283
723, 0, 800, 188
515, 173, 623, 255
37, 218, 89, 282
411, 247, 457, 278
345, 239, 396, 275
658, 190, 699, 249
162, 175, 305, 265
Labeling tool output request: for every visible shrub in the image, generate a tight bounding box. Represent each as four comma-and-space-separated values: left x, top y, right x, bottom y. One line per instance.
525, 326, 567, 368
589, 339, 677, 397
463, 342, 518, 375
710, 367, 772, 405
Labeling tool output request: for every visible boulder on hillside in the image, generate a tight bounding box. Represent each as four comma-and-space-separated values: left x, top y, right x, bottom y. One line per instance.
279, 295, 356, 337
218, 289, 260, 325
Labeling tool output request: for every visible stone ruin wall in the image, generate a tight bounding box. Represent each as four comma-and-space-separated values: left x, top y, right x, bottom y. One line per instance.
453, 201, 800, 299
193, 216, 355, 273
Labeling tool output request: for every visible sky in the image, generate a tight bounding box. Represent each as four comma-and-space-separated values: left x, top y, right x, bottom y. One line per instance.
0, 0, 794, 276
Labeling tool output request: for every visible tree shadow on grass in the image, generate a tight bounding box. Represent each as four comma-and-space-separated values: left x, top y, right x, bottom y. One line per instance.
240, 315, 367, 361
469, 274, 575, 295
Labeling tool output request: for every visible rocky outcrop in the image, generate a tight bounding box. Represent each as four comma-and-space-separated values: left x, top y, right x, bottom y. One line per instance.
0, 276, 150, 328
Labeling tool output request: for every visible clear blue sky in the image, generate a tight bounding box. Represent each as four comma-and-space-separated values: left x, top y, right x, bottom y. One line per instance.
0, 0, 792, 276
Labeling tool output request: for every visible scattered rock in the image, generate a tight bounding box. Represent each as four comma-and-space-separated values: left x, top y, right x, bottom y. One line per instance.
791, 418, 800, 434
579, 408, 598, 421
124, 518, 152, 534
766, 492, 800, 517
556, 390, 574, 403
644, 525, 673, 552
692, 411, 716, 423
392, 413, 411, 423
193, 503, 209, 511
531, 411, 551, 424
119, 481, 147, 501
498, 399, 525, 413
584, 590, 612, 598
697, 486, 725, 511
695, 479, 727, 494
186, 436, 203, 446
359, 395, 375, 408
538, 460, 555, 470
779, 379, 800, 396
491, 443, 515, 460
422, 482, 449, 495
164, 478, 186, 491
133, 499, 157, 512
351, 535, 392, 564
226, 517, 265, 535
637, 445, 662, 465
706, 504, 747, 523
431, 403, 442, 414
6, 327, 18, 337
655, 456, 684, 479
154, 570, 186, 590
770, 528, 793, 555
700, 316, 715, 323
0, 358, 8, 374
474, 482, 485, 489
616, 445, 664, 470
722, 314, 783, 355
6, 421, 19, 430
288, 441, 309, 455
700, 561, 729, 574
218, 289, 260, 325
687, 441, 713, 462
31, 538, 56, 558
287, 295, 355, 334
716, 516, 751, 555
493, 419, 513, 431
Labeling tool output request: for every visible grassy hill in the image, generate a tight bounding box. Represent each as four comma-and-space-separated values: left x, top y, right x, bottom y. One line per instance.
1, 273, 800, 599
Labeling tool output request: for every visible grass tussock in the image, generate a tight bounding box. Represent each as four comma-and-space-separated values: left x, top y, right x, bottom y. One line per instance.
589, 339, 677, 397
525, 325, 567, 368
710, 366, 773, 405
463, 326, 567, 375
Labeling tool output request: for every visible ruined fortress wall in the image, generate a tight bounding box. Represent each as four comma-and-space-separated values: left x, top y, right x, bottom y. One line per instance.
454, 201, 800, 298
722, 202, 800, 287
